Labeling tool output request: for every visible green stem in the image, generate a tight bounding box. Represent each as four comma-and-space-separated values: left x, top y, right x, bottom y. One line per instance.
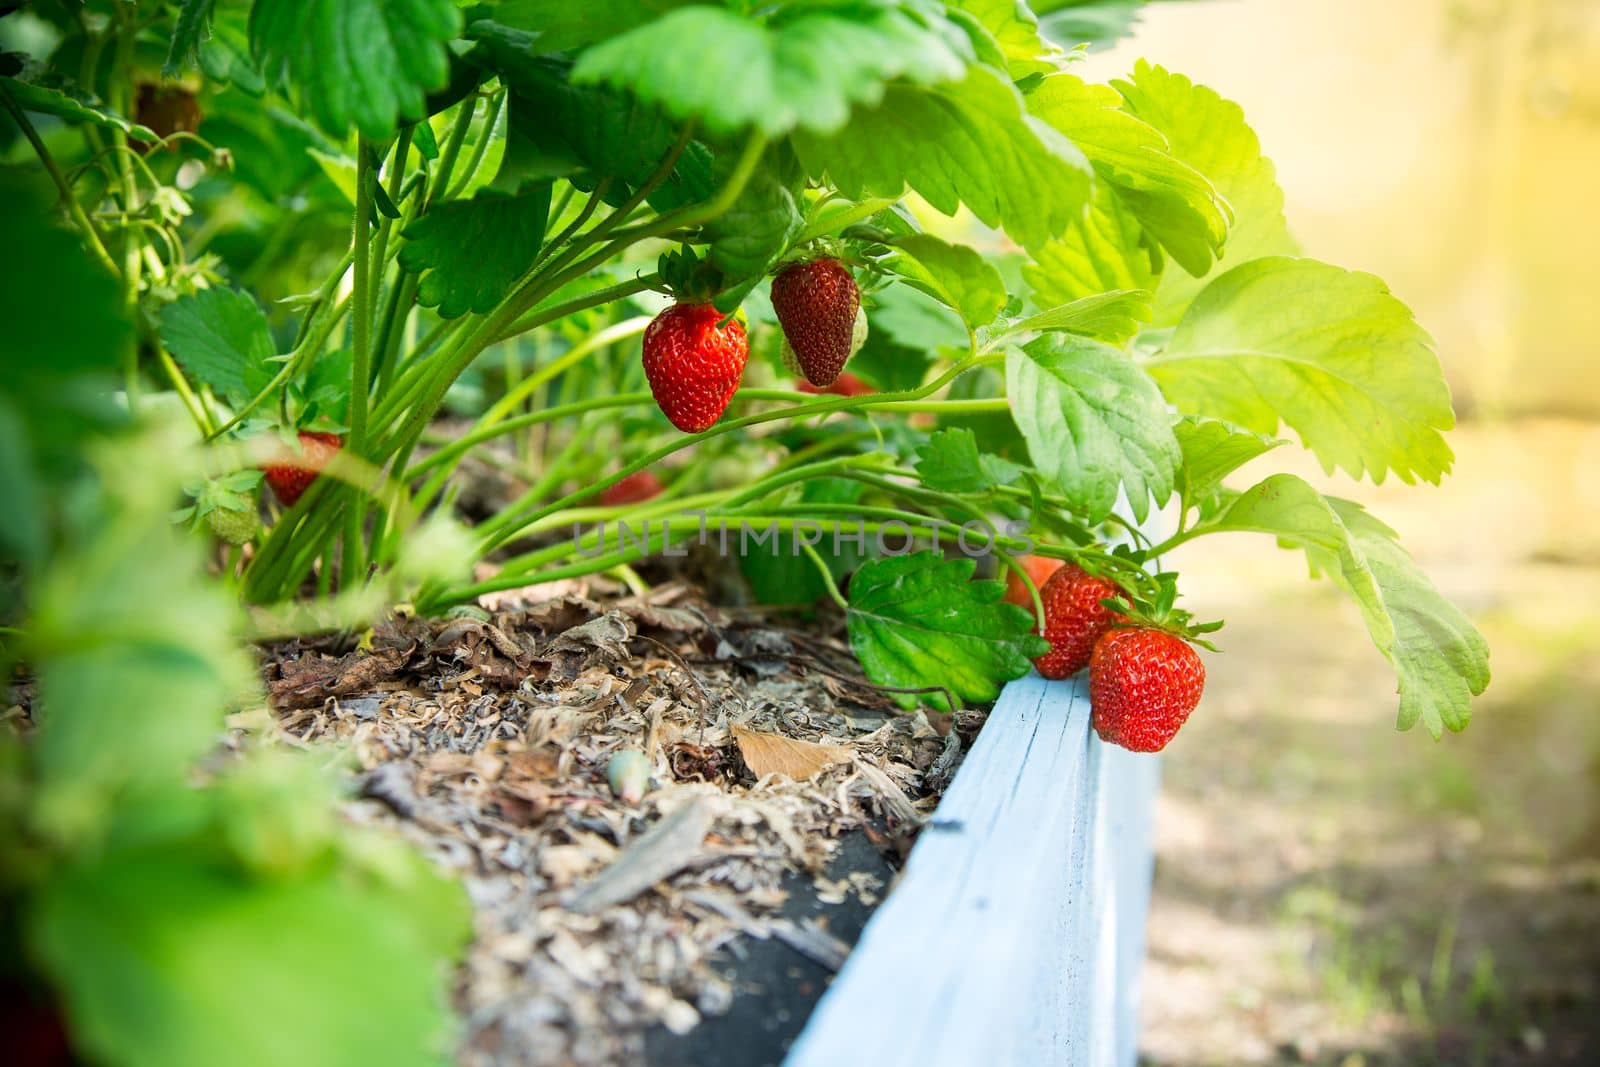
536, 132, 763, 301
1143, 527, 1202, 559
557, 123, 695, 256
208, 249, 356, 439
440, 514, 1024, 608
373, 272, 420, 392
445, 89, 504, 199
407, 393, 649, 510
156, 345, 215, 435
487, 313, 651, 421
366, 127, 414, 332
427, 97, 478, 210
801, 541, 848, 609
493, 277, 657, 346
349, 143, 376, 452
0, 86, 118, 275
999, 553, 1048, 629
548, 182, 576, 223
345, 140, 377, 585
527, 180, 613, 278
478, 349, 984, 550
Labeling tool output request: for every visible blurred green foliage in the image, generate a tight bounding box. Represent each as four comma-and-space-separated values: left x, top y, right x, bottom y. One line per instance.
0, 174, 469, 1067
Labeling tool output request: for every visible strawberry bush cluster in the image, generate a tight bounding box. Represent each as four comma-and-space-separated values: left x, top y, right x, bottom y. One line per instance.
2, 0, 1492, 1055
2, 0, 1490, 742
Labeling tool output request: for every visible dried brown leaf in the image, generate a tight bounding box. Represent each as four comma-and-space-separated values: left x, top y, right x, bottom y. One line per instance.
268, 647, 410, 709
733, 727, 852, 782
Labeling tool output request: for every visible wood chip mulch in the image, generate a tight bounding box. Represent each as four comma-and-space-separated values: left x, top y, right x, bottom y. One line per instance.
259, 581, 980, 1066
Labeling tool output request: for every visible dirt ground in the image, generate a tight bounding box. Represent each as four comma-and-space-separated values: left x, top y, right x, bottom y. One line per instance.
1138, 419, 1600, 1066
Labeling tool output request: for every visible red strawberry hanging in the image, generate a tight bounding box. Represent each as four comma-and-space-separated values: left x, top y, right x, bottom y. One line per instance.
1031, 563, 1125, 679
262, 431, 343, 508
600, 471, 664, 506
1003, 554, 1067, 608
642, 303, 749, 434
797, 371, 874, 398
771, 258, 860, 388
1088, 627, 1206, 753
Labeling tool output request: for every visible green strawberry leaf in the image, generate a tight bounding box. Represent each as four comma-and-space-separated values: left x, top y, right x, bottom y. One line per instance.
1035, 0, 1148, 51
158, 288, 278, 410
792, 65, 1093, 253
399, 183, 552, 319
1, 174, 129, 382
570, 3, 971, 138
871, 282, 969, 355
1148, 256, 1455, 485
164, 0, 217, 76
1004, 288, 1152, 346
703, 153, 804, 288
468, 40, 696, 200
950, 0, 1067, 78
884, 234, 1008, 331
1022, 177, 1159, 308
1005, 336, 1179, 523
1197, 474, 1489, 737
914, 427, 1024, 494
480, 0, 691, 55
1172, 415, 1282, 513
295, 348, 353, 428
1029, 71, 1227, 277
1114, 61, 1297, 324
0, 175, 131, 567
847, 551, 1047, 713
27, 440, 259, 842
31, 828, 469, 1067
195, 9, 268, 95
846, 299, 939, 392
0, 76, 158, 141
250, 0, 462, 139
0, 400, 45, 567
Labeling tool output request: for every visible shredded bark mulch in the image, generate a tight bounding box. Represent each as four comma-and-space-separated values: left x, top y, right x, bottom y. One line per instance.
259, 580, 978, 1066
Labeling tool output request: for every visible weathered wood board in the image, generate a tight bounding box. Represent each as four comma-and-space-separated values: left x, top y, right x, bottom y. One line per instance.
784, 673, 1160, 1067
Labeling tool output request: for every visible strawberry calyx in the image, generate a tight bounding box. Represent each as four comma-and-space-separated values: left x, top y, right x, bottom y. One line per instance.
773, 236, 851, 272
1098, 571, 1222, 652
657, 246, 726, 307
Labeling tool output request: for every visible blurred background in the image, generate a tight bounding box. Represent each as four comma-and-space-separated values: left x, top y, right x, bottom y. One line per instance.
1079, 1, 1600, 1063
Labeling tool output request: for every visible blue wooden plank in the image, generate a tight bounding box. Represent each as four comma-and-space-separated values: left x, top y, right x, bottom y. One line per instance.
783, 674, 1160, 1067
1105, 743, 1160, 1065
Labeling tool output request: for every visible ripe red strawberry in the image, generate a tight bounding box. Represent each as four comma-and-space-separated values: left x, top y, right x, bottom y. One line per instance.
262, 431, 342, 507
771, 258, 860, 387
797, 371, 873, 398
600, 471, 664, 506
642, 303, 748, 433
1003, 554, 1066, 608
1031, 563, 1124, 679
1088, 627, 1205, 753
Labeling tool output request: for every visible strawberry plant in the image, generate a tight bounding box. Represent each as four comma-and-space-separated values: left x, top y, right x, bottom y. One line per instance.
0, 176, 468, 1067
3, 0, 1488, 780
